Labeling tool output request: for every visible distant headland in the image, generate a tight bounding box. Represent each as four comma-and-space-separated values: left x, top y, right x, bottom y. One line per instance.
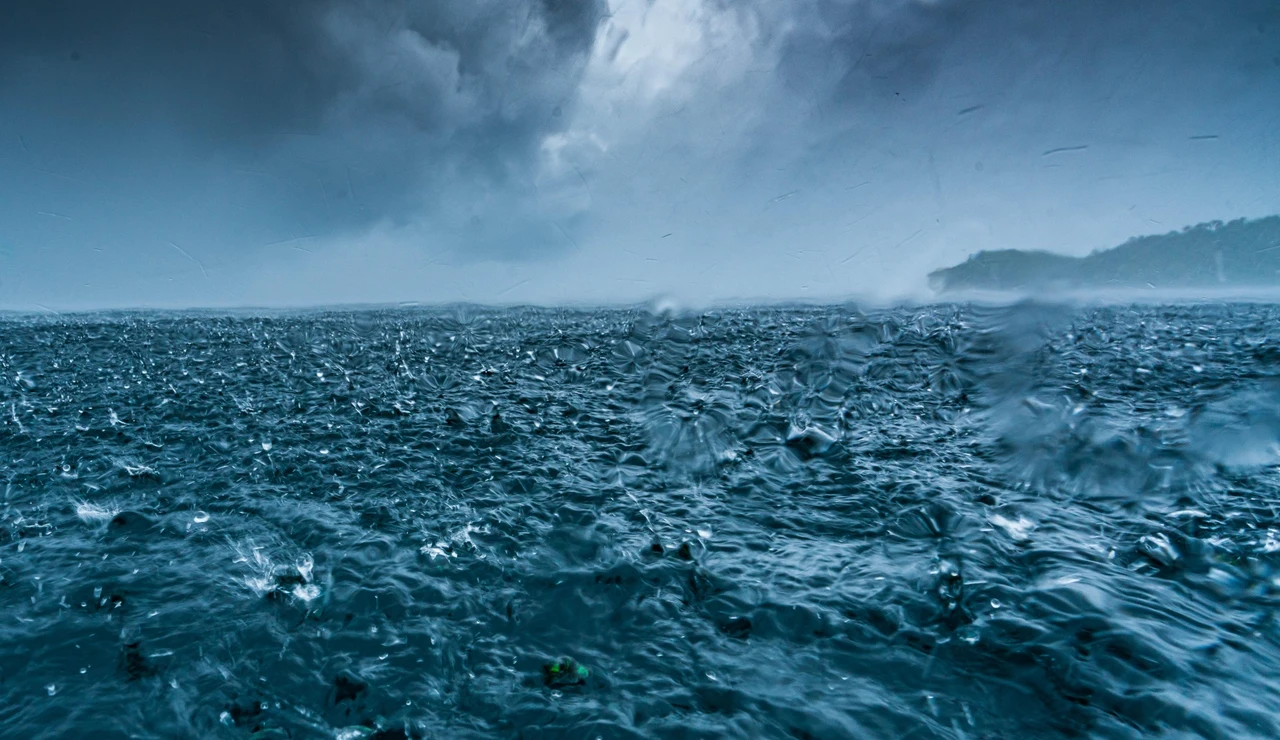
929, 216, 1280, 294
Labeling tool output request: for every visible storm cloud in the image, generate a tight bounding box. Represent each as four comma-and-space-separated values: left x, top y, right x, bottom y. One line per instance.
0, 0, 1277, 308
0, 0, 604, 260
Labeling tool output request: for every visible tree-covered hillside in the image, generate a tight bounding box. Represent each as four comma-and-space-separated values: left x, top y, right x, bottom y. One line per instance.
930, 216, 1280, 292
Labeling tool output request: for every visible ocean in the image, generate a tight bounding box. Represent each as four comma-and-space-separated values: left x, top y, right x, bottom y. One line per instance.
2, 302, 1279, 739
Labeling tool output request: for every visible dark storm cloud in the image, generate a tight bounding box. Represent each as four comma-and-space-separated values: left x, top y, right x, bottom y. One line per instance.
702, 0, 1280, 204
0, 0, 604, 256
754, 0, 1280, 111
0, 0, 602, 131
0, 3, 345, 134
765, 0, 983, 103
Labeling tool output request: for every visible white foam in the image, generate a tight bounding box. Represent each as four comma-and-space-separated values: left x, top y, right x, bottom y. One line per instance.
75, 501, 118, 523
990, 514, 1035, 542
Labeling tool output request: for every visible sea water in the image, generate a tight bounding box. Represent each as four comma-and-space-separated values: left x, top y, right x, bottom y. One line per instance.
2, 303, 1278, 738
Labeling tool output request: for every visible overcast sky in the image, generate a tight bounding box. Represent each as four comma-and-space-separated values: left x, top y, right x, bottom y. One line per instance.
1, 0, 1278, 310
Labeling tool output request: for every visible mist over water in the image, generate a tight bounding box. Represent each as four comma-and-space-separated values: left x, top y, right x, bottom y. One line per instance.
2, 303, 1280, 739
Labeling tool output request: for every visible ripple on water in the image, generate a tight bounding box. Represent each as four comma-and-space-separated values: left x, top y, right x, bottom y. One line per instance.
0, 304, 1279, 738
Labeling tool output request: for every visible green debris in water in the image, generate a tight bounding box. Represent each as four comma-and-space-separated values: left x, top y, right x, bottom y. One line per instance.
543, 657, 589, 687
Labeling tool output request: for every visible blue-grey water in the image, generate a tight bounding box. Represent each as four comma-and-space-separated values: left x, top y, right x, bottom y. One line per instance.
2, 303, 1279, 739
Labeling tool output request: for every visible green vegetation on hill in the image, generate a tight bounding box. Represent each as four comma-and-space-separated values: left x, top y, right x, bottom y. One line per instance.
929, 216, 1280, 293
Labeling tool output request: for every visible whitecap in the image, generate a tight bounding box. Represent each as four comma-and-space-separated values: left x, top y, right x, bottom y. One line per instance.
292, 583, 321, 602
990, 514, 1035, 542
296, 554, 314, 582
75, 501, 118, 523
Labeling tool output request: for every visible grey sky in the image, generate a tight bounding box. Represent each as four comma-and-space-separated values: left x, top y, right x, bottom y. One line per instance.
1, 0, 1277, 309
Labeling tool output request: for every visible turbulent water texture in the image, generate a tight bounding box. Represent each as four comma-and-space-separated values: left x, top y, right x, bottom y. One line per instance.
3, 304, 1280, 739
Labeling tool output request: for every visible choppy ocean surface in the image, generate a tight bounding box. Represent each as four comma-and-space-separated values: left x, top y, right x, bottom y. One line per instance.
3, 303, 1280, 739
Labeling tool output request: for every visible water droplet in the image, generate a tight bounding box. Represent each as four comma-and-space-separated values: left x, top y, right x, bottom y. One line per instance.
990, 598, 1001, 609
193, 511, 209, 524
79, 667, 87, 674
261, 441, 272, 452
45, 684, 57, 696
